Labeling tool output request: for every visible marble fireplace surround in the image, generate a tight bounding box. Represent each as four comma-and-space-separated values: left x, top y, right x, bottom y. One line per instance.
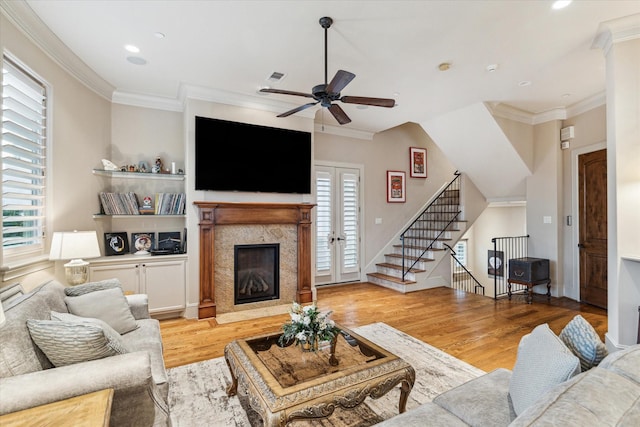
194, 202, 315, 320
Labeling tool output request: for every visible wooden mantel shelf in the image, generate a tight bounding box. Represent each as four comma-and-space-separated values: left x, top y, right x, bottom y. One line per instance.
194, 202, 315, 319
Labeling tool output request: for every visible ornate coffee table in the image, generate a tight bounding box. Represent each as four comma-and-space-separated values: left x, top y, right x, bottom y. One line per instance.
224, 325, 415, 426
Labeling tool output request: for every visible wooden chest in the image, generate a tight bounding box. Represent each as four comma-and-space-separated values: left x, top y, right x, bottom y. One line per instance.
508, 257, 550, 282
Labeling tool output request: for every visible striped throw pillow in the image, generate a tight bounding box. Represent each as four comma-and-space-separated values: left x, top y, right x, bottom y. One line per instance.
560, 314, 608, 371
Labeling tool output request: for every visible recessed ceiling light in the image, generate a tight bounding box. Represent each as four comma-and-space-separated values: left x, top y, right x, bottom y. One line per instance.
486, 64, 498, 72
438, 62, 451, 71
154, 32, 166, 39
561, 93, 572, 98
552, 1, 572, 10
127, 56, 147, 65
518, 80, 532, 87
124, 44, 140, 53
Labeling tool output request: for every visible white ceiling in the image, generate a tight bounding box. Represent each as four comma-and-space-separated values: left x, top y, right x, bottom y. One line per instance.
16, 1, 640, 133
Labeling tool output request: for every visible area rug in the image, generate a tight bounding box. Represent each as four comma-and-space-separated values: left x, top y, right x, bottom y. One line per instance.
167, 322, 485, 426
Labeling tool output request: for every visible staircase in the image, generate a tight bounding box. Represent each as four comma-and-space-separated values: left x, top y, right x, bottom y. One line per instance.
367, 172, 468, 293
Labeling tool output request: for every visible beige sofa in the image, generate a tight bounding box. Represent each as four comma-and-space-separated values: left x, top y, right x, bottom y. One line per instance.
377, 323, 640, 426
0, 279, 169, 426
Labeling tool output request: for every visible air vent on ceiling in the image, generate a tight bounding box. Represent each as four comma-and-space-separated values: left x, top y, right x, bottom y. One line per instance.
266, 72, 286, 83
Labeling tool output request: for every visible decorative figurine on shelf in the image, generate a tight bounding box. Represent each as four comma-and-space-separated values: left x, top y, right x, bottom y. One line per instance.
138, 161, 150, 173
101, 159, 119, 171
152, 157, 162, 174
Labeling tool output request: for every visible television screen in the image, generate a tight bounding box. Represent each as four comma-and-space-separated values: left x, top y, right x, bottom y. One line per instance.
195, 116, 312, 194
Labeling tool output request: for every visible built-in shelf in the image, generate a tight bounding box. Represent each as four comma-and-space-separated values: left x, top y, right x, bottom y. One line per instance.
621, 255, 640, 263
92, 169, 185, 181
93, 214, 186, 219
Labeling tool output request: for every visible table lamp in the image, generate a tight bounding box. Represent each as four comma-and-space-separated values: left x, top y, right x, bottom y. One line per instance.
49, 230, 101, 285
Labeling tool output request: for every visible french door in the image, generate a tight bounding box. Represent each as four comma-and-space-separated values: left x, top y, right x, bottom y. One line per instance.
315, 165, 361, 285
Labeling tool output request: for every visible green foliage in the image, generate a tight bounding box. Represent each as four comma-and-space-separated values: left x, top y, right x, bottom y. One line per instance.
278, 302, 341, 350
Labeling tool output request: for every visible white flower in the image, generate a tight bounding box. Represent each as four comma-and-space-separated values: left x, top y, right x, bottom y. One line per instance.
291, 313, 301, 323
303, 304, 315, 314
295, 332, 307, 341
302, 316, 311, 326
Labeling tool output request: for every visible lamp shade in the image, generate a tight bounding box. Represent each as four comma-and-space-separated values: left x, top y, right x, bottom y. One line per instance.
49, 231, 101, 261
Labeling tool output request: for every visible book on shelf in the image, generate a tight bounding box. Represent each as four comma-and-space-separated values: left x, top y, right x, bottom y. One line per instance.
154, 193, 186, 215
98, 192, 140, 215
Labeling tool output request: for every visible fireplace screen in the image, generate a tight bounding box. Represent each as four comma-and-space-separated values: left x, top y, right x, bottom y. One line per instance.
234, 243, 280, 304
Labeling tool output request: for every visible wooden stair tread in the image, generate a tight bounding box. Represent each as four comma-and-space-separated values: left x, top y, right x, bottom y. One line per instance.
366, 272, 416, 285
393, 244, 446, 251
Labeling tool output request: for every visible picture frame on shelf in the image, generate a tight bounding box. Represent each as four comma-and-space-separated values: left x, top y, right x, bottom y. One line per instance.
409, 147, 427, 178
104, 232, 129, 256
157, 231, 182, 253
131, 232, 155, 255
387, 170, 406, 203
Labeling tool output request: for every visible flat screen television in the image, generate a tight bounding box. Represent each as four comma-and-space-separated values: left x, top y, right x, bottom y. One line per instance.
195, 116, 312, 194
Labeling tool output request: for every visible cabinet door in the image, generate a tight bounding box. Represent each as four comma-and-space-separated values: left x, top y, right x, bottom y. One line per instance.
89, 263, 140, 294
141, 260, 186, 313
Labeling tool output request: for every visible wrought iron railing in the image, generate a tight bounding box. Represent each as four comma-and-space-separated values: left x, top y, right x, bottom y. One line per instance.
445, 242, 485, 295
491, 235, 530, 299
399, 171, 462, 281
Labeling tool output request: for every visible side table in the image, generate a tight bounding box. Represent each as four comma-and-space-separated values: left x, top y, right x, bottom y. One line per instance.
507, 278, 551, 304
0, 388, 114, 427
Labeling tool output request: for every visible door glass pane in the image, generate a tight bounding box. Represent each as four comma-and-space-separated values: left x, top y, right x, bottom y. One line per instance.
341, 172, 358, 270
315, 171, 332, 273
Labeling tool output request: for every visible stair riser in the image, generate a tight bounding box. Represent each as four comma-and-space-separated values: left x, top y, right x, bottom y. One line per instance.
383, 256, 432, 271
403, 230, 453, 239
397, 240, 446, 250
392, 247, 437, 258
376, 265, 416, 281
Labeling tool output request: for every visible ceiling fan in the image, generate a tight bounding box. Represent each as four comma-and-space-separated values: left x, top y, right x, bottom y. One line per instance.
260, 16, 396, 125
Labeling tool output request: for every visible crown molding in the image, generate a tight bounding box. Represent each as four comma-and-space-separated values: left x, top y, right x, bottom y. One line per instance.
178, 83, 317, 119
0, 0, 114, 100
112, 91, 183, 112
592, 13, 640, 55
565, 92, 606, 118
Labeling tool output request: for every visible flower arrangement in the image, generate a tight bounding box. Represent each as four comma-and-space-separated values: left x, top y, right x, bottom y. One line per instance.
278, 302, 341, 350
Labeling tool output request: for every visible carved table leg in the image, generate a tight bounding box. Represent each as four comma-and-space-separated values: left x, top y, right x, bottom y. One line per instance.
225, 356, 238, 396
508, 281, 512, 300
527, 285, 533, 304
398, 379, 412, 413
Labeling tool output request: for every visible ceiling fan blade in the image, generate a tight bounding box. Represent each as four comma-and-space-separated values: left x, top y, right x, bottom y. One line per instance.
277, 102, 319, 118
328, 103, 352, 125
260, 88, 315, 99
326, 70, 356, 94
341, 96, 396, 108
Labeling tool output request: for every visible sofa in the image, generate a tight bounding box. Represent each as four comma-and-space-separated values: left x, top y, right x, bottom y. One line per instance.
377, 322, 640, 426
0, 279, 169, 426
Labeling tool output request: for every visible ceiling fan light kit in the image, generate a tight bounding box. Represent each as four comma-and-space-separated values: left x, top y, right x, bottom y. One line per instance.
260, 16, 396, 125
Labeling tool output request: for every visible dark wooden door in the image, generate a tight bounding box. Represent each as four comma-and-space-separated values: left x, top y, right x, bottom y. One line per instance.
578, 149, 607, 309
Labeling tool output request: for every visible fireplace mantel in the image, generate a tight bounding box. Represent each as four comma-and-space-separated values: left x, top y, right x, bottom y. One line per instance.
194, 202, 315, 319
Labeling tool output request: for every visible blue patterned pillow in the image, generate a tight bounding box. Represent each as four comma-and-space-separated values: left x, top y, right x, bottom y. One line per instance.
560, 314, 608, 371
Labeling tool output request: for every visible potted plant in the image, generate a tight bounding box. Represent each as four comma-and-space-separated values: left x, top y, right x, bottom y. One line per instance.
278, 302, 341, 351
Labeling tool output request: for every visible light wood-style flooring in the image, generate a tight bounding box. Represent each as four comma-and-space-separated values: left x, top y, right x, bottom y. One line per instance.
159, 283, 607, 372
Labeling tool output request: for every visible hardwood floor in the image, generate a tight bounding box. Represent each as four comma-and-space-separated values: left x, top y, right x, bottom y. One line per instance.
159, 283, 607, 372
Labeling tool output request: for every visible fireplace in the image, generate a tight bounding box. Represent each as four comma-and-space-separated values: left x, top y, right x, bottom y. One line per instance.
194, 202, 315, 319
234, 243, 279, 304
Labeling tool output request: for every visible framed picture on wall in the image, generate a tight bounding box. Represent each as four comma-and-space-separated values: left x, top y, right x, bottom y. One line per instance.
387, 170, 406, 203
487, 250, 504, 277
409, 147, 427, 178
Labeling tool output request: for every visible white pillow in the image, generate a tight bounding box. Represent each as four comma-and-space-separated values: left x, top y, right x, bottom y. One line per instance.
509, 324, 581, 415
65, 287, 138, 334
27, 319, 128, 367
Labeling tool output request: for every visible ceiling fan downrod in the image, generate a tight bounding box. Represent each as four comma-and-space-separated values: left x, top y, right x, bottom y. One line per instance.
319, 17, 333, 85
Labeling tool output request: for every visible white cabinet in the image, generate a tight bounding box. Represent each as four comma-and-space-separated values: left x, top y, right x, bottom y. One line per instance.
89, 255, 186, 316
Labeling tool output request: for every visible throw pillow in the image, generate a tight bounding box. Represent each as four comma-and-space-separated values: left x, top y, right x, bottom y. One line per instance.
560, 314, 608, 371
509, 323, 581, 416
65, 287, 138, 334
50, 311, 128, 354
26, 319, 127, 367
64, 278, 122, 297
